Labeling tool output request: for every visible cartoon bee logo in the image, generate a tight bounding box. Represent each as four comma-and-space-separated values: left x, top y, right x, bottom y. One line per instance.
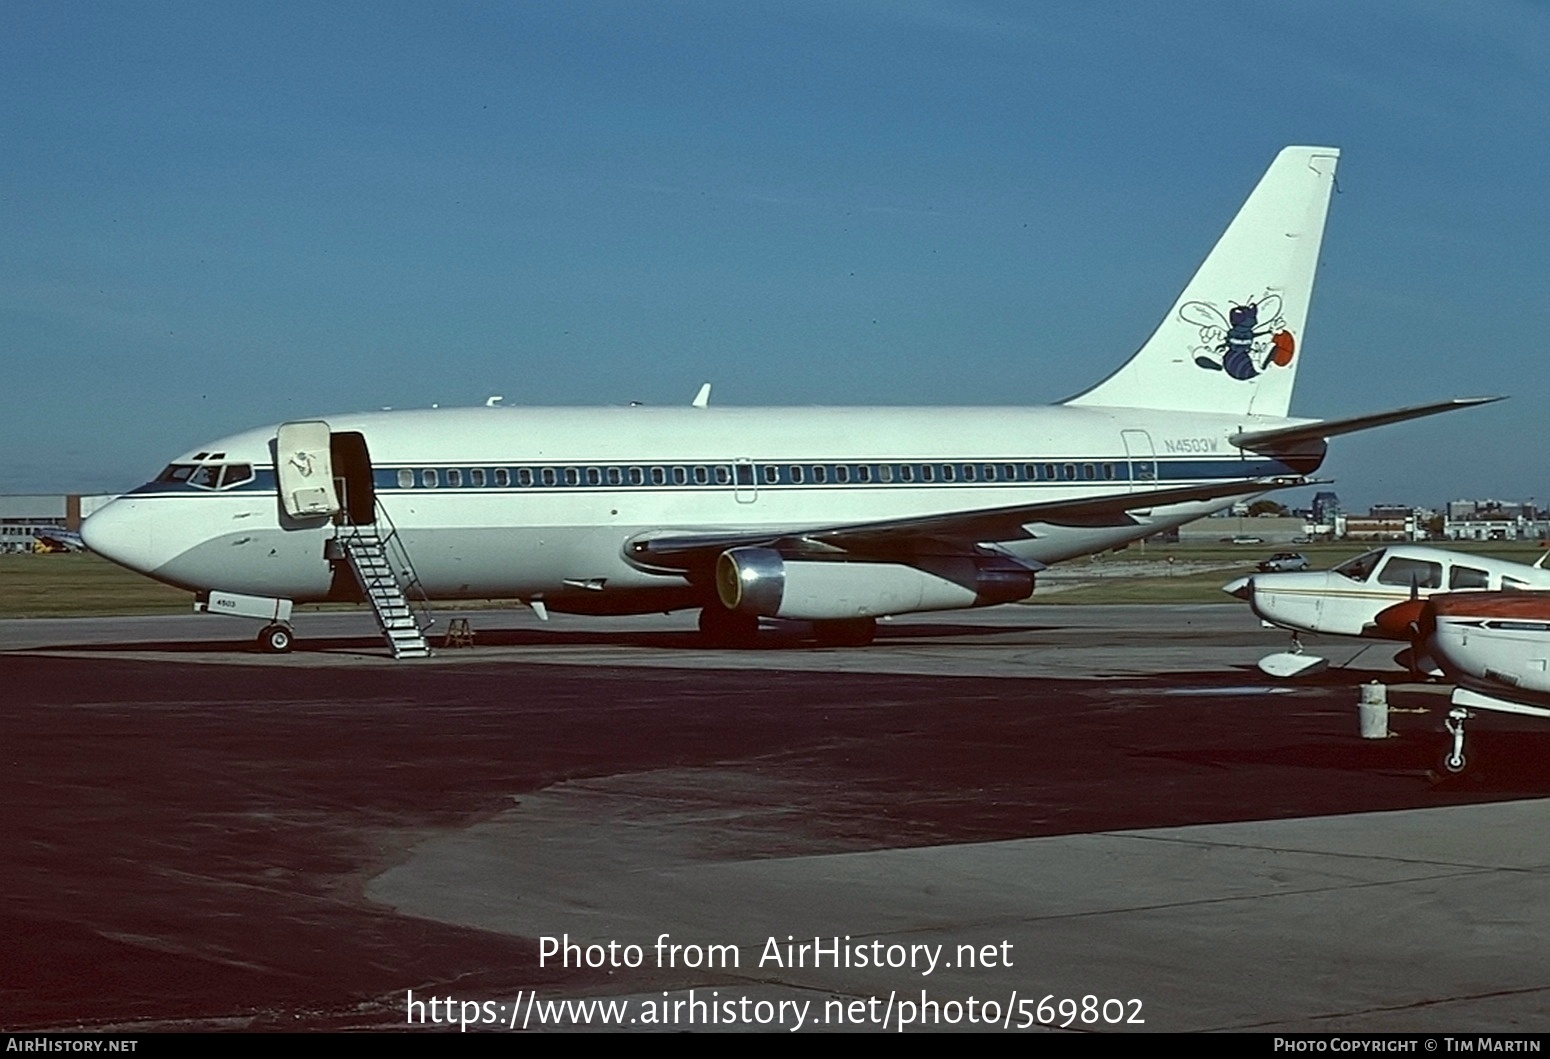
1180, 295, 1295, 380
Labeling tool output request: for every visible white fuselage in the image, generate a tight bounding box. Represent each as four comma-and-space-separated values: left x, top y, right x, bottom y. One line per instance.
83, 403, 1308, 615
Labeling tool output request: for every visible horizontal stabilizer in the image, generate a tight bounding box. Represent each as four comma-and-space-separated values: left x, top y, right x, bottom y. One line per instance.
1230, 397, 1504, 452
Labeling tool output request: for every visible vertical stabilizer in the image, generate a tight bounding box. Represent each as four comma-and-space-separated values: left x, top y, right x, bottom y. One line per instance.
1065, 146, 1339, 418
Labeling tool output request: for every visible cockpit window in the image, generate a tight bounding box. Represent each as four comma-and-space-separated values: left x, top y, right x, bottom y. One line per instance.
159, 461, 254, 490
1333, 549, 1385, 582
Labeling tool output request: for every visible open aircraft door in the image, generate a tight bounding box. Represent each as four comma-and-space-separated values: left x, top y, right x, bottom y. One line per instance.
275, 420, 339, 519
1121, 430, 1159, 492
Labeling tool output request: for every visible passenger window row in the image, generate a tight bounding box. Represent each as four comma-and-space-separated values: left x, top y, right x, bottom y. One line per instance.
393, 461, 1130, 490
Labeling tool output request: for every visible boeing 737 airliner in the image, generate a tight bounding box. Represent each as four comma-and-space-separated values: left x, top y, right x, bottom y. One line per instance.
81, 146, 1497, 656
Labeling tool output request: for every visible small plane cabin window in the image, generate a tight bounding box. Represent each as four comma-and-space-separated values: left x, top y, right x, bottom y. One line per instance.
398, 469, 415, 489
1334, 549, 1384, 582
1450, 565, 1490, 590
470, 469, 486, 487
1504, 576, 1531, 592
1376, 556, 1442, 590
494, 468, 510, 487
422, 469, 439, 488
447, 469, 463, 487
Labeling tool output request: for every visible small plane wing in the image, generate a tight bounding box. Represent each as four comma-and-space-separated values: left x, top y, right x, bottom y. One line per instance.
1230, 396, 1503, 452
629, 474, 1313, 571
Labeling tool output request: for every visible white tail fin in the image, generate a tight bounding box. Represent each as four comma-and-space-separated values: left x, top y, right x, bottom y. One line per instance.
1065, 145, 1339, 418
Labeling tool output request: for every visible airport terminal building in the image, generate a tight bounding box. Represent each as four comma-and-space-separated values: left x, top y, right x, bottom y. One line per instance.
0, 494, 112, 553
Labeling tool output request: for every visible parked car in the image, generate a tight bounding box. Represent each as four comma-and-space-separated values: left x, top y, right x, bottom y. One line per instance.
1257, 552, 1309, 572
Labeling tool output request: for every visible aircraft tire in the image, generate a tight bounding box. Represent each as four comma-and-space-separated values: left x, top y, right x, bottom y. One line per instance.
1441, 751, 1467, 776
698, 607, 760, 647
259, 623, 294, 654
813, 617, 877, 648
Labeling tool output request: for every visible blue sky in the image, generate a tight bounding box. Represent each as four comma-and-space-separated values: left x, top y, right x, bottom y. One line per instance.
4, 1, 1548, 511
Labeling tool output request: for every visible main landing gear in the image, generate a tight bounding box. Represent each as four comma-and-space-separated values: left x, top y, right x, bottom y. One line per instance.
697, 607, 760, 647
812, 617, 877, 647
258, 623, 295, 654
1441, 707, 1470, 775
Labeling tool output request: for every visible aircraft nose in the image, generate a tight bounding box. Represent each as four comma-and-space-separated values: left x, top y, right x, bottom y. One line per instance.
81, 498, 162, 574
1222, 575, 1254, 601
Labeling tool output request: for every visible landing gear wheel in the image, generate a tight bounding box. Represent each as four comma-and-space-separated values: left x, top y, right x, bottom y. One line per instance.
258, 623, 294, 654
698, 607, 760, 647
812, 617, 877, 648
1441, 707, 1470, 775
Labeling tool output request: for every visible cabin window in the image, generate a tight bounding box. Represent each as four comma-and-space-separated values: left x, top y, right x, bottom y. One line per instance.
693, 466, 709, 485
1082, 463, 1096, 480
1061, 463, 1075, 480
1043, 463, 1056, 480
1103, 463, 1116, 480
668, 466, 684, 485
1377, 556, 1442, 590
857, 465, 872, 483
607, 467, 622, 485
763, 465, 779, 485
422, 469, 439, 488
541, 468, 557, 486
879, 465, 893, 483
717, 466, 733, 485
1334, 549, 1383, 582
960, 464, 976, 482
1450, 566, 1490, 590
494, 468, 510, 487
627, 467, 643, 485
1504, 576, 1531, 592
586, 467, 601, 485
809, 465, 826, 484
397, 469, 415, 489
560, 468, 575, 486
836, 465, 850, 483
189, 465, 222, 489
156, 464, 197, 482
517, 468, 533, 487
447, 469, 462, 487
789, 465, 804, 484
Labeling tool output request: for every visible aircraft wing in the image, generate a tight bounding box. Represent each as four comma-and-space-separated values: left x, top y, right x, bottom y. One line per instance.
628, 474, 1312, 571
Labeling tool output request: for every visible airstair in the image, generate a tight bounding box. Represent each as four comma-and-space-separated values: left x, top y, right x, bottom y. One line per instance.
338, 505, 433, 659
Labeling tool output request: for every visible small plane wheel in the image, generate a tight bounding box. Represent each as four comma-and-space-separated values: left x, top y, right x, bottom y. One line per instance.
697, 607, 760, 647
258, 624, 294, 654
1441, 751, 1467, 775
812, 617, 878, 648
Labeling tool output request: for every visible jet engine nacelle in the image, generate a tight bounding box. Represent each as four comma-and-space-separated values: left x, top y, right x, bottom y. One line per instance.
714, 547, 1035, 621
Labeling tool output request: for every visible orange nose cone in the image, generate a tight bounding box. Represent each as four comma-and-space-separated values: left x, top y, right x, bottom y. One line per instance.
1373, 597, 1427, 640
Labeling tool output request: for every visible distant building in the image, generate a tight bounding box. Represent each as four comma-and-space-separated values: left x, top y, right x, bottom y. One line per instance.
0, 494, 113, 553
1443, 499, 1548, 541
1311, 491, 1340, 526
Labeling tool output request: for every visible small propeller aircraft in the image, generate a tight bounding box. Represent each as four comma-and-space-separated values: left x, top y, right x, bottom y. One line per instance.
1421, 591, 1550, 773
1222, 544, 1550, 677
